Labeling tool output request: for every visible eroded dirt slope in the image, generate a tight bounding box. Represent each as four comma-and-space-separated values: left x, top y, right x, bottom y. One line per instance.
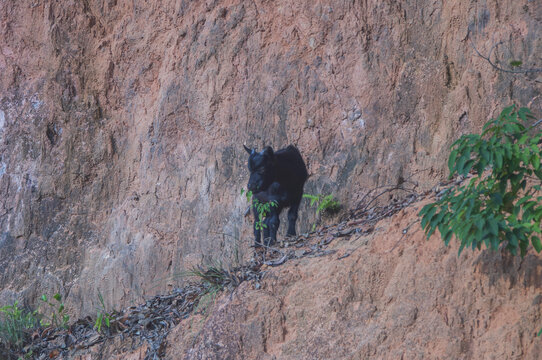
59, 195, 542, 359
0, 0, 541, 319
167, 199, 542, 360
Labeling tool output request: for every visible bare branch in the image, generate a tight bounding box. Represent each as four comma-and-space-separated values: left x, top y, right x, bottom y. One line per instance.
387, 219, 421, 253
530, 118, 542, 129
469, 35, 542, 74
361, 186, 416, 212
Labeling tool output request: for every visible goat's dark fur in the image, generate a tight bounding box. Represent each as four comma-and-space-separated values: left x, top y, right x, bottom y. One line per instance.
244, 145, 308, 246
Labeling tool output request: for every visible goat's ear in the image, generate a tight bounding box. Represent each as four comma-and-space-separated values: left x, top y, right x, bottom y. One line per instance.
243, 144, 254, 155
262, 146, 274, 158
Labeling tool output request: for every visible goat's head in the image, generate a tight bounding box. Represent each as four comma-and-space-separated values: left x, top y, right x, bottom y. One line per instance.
244, 145, 275, 192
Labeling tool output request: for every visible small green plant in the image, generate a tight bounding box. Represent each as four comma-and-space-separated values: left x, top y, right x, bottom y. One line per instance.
303, 193, 341, 216
186, 262, 238, 291
94, 291, 115, 333
303, 193, 341, 231
241, 189, 278, 231
0, 301, 38, 350
419, 105, 542, 256
241, 188, 252, 203
19, 349, 34, 359
185, 262, 239, 317
39, 294, 69, 329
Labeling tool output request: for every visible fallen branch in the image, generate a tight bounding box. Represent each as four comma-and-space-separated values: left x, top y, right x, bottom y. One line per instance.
387, 219, 421, 253
263, 255, 288, 266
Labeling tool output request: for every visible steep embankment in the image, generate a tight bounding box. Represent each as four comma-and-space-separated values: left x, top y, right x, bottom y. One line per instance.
166, 200, 542, 359
59, 193, 541, 359
1, 0, 541, 328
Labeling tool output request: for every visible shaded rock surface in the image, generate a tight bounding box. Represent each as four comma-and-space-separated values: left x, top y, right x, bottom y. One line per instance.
0, 0, 541, 322
162, 200, 542, 360
33, 195, 541, 359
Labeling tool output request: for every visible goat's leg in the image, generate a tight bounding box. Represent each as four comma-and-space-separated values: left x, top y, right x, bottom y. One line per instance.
263, 216, 271, 242
253, 206, 262, 247
287, 201, 300, 237
266, 211, 280, 246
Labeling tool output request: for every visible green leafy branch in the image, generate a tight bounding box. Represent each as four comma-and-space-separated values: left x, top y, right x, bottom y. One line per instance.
419, 105, 542, 257
241, 189, 278, 231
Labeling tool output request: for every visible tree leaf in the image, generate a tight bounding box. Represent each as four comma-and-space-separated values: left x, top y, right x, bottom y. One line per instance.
458, 243, 465, 256
421, 206, 437, 229
448, 149, 459, 173
443, 228, 453, 246
495, 151, 503, 169
418, 204, 434, 217
490, 193, 503, 207
457, 154, 468, 175
532, 236, 542, 253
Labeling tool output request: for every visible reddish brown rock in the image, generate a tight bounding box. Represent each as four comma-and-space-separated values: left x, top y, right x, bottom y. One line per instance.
0, 0, 540, 324
165, 201, 542, 359
73, 339, 148, 360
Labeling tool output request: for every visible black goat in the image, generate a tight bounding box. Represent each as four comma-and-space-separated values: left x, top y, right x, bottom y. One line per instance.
244, 145, 308, 246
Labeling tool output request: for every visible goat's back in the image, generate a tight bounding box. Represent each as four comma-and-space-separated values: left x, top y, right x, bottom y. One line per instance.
274, 145, 308, 192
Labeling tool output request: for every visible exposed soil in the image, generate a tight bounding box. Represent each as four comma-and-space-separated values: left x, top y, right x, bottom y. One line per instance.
1, 0, 541, 318
4, 183, 542, 359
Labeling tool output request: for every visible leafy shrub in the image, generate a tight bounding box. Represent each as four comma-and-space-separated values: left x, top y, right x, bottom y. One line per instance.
187, 264, 229, 292
39, 294, 69, 329
185, 262, 240, 317
419, 105, 542, 256
303, 193, 341, 216
0, 301, 38, 350
302, 193, 341, 231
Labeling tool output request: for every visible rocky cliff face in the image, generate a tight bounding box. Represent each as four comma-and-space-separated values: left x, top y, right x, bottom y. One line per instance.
67, 198, 542, 359
164, 200, 542, 360
0, 0, 541, 320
